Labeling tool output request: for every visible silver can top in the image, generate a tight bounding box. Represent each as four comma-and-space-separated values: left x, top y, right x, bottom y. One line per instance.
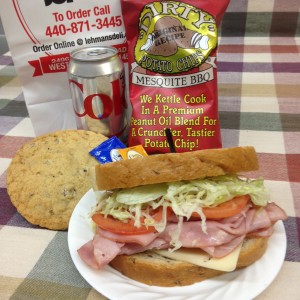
70, 46, 118, 62
68, 46, 123, 77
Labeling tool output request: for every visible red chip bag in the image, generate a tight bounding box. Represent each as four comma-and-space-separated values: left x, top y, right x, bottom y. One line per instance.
121, 0, 230, 153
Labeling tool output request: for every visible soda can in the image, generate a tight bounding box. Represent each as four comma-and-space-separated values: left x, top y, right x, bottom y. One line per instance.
68, 46, 128, 142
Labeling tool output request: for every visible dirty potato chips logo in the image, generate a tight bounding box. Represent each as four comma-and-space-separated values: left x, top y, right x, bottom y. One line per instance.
135, 1, 217, 74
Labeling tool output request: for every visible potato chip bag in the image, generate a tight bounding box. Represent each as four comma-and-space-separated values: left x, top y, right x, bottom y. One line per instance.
121, 0, 230, 153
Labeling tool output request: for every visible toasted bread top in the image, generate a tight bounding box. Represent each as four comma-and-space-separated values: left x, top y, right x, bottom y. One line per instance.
94, 146, 259, 190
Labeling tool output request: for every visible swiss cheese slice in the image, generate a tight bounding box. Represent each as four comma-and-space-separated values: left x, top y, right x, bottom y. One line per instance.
153, 243, 242, 272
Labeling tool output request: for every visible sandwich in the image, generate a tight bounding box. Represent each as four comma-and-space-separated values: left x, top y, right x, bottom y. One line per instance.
78, 146, 287, 286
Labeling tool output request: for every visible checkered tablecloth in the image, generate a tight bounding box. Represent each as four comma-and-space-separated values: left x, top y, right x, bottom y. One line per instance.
1, 1, 300, 299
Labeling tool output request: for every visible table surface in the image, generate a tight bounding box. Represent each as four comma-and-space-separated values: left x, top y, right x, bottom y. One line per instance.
1, 1, 300, 299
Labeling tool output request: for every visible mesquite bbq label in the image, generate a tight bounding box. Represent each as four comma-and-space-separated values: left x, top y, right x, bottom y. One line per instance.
121, 0, 229, 153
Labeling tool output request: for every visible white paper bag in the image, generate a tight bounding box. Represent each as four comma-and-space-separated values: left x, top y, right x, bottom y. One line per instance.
0, 0, 127, 136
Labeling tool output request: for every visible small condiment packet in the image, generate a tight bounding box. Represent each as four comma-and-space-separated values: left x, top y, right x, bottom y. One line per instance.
118, 145, 148, 159
89, 136, 126, 164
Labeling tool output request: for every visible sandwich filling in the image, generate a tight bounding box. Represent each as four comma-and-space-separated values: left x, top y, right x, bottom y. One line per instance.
78, 175, 287, 270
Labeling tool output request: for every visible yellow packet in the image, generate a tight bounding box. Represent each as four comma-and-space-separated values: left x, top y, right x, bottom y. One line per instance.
118, 145, 148, 160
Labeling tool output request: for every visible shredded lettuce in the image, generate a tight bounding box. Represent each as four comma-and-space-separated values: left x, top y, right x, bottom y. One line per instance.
167, 175, 269, 209
93, 175, 270, 235
116, 183, 168, 205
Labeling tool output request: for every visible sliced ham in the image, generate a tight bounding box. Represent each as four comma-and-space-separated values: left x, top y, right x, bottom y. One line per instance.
92, 234, 124, 268
159, 208, 247, 249
119, 238, 170, 255
246, 208, 272, 233
160, 221, 239, 248
247, 226, 274, 238
97, 227, 159, 246
78, 240, 99, 269
78, 202, 287, 269
78, 234, 124, 269
265, 202, 288, 222
202, 235, 245, 258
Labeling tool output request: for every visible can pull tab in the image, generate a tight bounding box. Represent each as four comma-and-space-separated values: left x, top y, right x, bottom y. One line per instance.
88, 49, 108, 56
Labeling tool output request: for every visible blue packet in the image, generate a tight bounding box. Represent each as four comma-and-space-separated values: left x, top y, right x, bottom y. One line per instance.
89, 136, 126, 164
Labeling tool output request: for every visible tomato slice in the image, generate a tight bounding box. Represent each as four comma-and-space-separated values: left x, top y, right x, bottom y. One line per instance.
92, 206, 167, 235
192, 195, 250, 219
92, 196, 250, 234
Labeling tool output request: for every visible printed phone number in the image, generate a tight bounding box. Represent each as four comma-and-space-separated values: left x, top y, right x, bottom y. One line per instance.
45, 17, 122, 37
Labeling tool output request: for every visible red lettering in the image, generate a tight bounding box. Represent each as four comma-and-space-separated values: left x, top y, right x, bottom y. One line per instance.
84, 94, 113, 119
112, 78, 122, 115
69, 79, 86, 117
69, 79, 115, 119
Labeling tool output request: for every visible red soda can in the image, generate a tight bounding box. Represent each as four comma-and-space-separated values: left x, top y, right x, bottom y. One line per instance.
68, 46, 128, 142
